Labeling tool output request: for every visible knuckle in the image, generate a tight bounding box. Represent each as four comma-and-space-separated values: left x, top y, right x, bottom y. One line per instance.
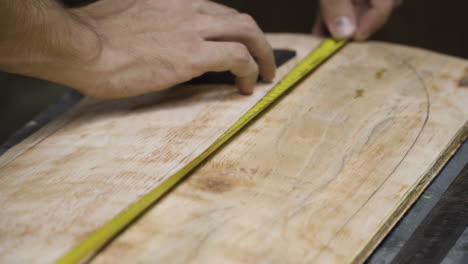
230, 44, 251, 64
238, 13, 255, 23
250, 62, 259, 74
236, 13, 258, 28
225, 7, 238, 14
185, 37, 204, 54
233, 14, 264, 42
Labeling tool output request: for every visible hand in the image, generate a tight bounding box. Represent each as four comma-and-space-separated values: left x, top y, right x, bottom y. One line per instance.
1, 0, 275, 98
312, 0, 401, 40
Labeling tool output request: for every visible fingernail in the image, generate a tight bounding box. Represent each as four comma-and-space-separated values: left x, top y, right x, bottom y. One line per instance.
332, 16, 355, 38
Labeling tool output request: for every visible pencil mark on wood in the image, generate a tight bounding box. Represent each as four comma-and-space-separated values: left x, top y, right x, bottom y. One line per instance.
311, 47, 431, 262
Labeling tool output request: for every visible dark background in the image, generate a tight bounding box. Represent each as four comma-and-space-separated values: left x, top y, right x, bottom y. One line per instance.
1, 0, 467, 144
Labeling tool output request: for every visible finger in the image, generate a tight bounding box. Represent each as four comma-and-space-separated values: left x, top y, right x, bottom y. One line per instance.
355, 0, 394, 40
195, 1, 238, 16
198, 13, 276, 81
353, 0, 372, 17
311, 13, 328, 37
320, 0, 357, 39
199, 41, 259, 95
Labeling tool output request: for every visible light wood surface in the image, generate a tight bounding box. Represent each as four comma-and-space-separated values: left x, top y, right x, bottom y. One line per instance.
90, 35, 468, 264
0, 34, 317, 264
1, 34, 467, 263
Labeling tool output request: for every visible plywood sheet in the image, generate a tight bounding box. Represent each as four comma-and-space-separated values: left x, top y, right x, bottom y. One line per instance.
90, 37, 468, 264
0, 34, 318, 263
1, 34, 467, 264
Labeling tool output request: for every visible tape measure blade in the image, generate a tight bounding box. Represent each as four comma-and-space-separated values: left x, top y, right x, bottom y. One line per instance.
56, 38, 346, 264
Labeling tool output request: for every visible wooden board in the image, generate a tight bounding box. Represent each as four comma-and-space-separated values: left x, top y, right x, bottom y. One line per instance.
89, 35, 468, 264
0, 34, 467, 263
0, 34, 317, 263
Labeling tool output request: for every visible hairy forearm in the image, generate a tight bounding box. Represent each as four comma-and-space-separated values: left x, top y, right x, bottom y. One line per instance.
0, 0, 99, 78
0, 0, 277, 98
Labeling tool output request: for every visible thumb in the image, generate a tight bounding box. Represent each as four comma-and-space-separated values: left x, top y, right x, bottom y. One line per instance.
319, 0, 357, 39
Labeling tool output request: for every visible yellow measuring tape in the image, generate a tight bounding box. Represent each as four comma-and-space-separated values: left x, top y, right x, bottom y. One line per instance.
56, 38, 346, 264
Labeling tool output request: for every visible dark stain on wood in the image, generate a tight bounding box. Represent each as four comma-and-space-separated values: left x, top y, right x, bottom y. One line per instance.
375, 69, 387, 79
354, 89, 365, 98
458, 68, 468, 88
195, 177, 233, 193
438, 68, 468, 88
458, 78, 468, 87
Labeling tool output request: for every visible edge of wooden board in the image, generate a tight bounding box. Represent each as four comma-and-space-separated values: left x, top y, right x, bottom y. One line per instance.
0, 98, 90, 168
351, 121, 468, 264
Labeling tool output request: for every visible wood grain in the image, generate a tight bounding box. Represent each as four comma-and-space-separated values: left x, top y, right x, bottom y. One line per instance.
0, 34, 318, 264
89, 37, 468, 264
0, 34, 467, 264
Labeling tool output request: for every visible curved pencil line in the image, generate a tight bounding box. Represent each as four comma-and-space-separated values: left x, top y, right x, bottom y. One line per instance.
310, 46, 431, 262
